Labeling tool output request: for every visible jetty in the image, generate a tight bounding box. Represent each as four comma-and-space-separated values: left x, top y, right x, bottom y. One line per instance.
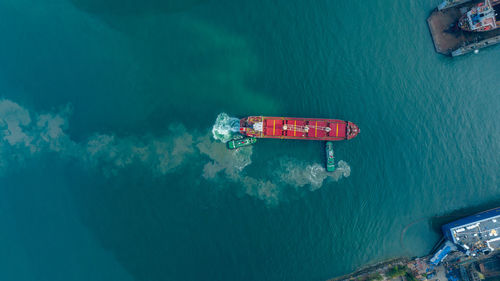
427, 0, 500, 56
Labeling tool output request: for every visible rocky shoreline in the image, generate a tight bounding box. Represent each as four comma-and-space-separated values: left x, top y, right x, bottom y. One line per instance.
328, 257, 411, 281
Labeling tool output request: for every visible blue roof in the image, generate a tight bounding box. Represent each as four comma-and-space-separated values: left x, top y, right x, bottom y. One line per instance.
430, 245, 451, 265
442, 207, 500, 241
430, 241, 455, 265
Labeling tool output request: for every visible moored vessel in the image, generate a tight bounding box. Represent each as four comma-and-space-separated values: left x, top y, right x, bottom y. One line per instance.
239, 116, 359, 141
459, 0, 500, 32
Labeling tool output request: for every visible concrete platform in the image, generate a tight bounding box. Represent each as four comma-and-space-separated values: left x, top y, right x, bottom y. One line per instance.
427, 8, 467, 55
427, 1, 500, 56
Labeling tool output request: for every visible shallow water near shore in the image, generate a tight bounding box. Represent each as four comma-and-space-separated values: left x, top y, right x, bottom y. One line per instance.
0, 0, 499, 280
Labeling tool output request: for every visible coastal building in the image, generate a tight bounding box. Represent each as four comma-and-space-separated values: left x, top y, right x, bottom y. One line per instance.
442, 207, 500, 256
478, 255, 500, 278
333, 208, 500, 280
430, 207, 500, 265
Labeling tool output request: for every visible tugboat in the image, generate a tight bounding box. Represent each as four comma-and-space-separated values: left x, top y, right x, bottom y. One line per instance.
239, 116, 359, 141
227, 137, 257, 149
325, 141, 335, 172
459, 0, 500, 32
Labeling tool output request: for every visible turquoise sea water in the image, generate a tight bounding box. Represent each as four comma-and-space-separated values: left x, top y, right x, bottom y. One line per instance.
0, 0, 499, 280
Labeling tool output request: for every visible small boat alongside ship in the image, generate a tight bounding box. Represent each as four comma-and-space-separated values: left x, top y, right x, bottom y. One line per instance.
325, 142, 335, 172
458, 0, 500, 32
239, 116, 359, 141
227, 137, 257, 149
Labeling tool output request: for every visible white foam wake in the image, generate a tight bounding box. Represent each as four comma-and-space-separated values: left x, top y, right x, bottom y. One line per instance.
328, 160, 351, 181
211, 113, 241, 143
276, 158, 351, 191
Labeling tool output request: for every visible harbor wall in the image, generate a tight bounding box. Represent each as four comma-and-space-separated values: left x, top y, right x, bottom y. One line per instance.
428, 0, 500, 56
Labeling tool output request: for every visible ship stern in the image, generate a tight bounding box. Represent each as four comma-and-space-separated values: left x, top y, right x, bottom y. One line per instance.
239, 117, 249, 136
239, 116, 262, 138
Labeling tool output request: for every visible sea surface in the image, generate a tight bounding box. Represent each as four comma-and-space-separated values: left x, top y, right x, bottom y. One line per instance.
0, 0, 499, 280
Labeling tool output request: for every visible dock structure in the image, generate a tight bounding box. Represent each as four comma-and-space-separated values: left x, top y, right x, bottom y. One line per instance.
443, 207, 500, 255
427, 0, 500, 56
438, 0, 474, 10
429, 207, 500, 266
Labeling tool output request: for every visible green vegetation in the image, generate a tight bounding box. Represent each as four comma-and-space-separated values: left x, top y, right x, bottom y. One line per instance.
386, 266, 407, 279
405, 272, 418, 281
385, 266, 418, 281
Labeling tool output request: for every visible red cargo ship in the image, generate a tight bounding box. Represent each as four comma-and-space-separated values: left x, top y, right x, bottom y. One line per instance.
239, 116, 359, 141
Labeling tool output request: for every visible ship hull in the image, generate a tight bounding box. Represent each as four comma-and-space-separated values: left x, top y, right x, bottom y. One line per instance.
239, 116, 359, 141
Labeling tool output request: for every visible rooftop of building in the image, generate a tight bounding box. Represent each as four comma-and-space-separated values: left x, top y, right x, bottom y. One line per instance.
443, 208, 500, 254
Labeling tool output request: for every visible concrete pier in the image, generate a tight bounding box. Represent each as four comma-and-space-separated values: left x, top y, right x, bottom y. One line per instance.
427, 1, 500, 56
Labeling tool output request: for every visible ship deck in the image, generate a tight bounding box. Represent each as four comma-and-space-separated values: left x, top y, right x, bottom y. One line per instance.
261, 117, 347, 140
240, 116, 353, 141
